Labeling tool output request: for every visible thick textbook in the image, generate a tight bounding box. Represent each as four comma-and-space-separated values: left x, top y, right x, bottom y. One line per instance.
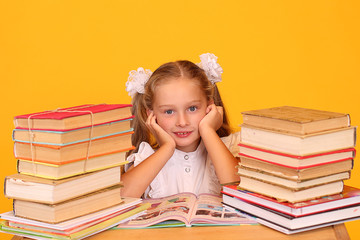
239, 156, 354, 181
17, 150, 130, 179
238, 166, 350, 189
4, 166, 121, 204
14, 131, 133, 164
13, 117, 132, 145
13, 185, 123, 223
115, 192, 256, 228
0, 198, 148, 240
238, 176, 344, 203
238, 143, 355, 169
241, 106, 350, 135
240, 125, 356, 156
256, 216, 360, 235
223, 194, 360, 232
14, 104, 132, 131
222, 185, 360, 217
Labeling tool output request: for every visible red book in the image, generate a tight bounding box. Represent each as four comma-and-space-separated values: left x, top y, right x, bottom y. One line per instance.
239, 142, 355, 169
14, 104, 132, 131
222, 184, 360, 217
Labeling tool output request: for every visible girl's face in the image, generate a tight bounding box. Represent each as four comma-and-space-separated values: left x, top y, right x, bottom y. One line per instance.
152, 77, 210, 152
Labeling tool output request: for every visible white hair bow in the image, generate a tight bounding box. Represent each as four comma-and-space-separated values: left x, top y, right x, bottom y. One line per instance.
197, 53, 223, 84
125, 53, 223, 97
125, 67, 153, 98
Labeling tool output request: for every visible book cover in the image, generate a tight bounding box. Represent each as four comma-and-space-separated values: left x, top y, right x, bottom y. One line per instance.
0, 197, 142, 231
240, 125, 357, 156
256, 216, 360, 235
237, 166, 350, 188
13, 185, 124, 223
17, 150, 130, 179
222, 184, 360, 217
237, 176, 344, 203
241, 106, 350, 135
14, 104, 132, 131
13, 117, 133, 145
13, 131, 134, 164
5, 166, 121, 204
239, 156, 354, 181
222, 194, 360, 231
0, 198, 148, 240
238, 142, 355, 169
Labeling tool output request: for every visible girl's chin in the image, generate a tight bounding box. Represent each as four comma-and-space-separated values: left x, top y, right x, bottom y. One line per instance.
175, 139, 201, 152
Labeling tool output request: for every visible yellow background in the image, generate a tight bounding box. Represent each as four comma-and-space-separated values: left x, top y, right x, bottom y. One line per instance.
0, 0, 359, 239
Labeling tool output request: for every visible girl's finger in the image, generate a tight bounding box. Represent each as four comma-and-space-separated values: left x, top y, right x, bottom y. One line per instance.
206, 104, 214, 114
216, 106, 224, 116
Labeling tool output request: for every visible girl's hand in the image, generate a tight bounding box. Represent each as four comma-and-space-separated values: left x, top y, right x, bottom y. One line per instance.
146, 111, 176, 149
199, 104, 223, 134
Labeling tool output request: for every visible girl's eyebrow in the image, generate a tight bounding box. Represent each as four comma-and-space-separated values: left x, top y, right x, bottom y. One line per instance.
158, 104, 174, 109
158, 100, 202, 109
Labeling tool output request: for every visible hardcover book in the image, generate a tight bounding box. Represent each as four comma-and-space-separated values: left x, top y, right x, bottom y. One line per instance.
4, 166, 121, 204
17, 150, 130, 179
14, 104, 132, 131
222, 184, 360, 217
238, 143, 355, 169
241, 106, 350, 135
0, 198, 148, 240
13, 117, 133, 145
13, 131, 133, 164
237, 166, 350, 189
13, 185, 123, 223
223, 193, 360, 232
240, 125, 356, 156
238, 156, 354, 181
237, 176, 344, 203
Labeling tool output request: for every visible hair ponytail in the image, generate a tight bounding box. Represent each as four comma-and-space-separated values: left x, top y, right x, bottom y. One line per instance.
127, 93, 151, 156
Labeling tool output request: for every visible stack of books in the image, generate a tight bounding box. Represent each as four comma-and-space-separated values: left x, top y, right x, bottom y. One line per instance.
222, 106, 360, 234
1, 104, 149, 239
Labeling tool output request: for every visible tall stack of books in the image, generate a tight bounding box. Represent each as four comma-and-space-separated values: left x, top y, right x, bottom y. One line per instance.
1, 104, 149, 239
222, 106, 360, 234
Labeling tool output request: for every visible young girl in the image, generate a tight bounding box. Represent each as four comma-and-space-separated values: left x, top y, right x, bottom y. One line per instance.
121, 53, 239, 198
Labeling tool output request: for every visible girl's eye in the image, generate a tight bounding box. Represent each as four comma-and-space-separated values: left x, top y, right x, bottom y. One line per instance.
165, 110, 174, 115
189, 106, 197, 112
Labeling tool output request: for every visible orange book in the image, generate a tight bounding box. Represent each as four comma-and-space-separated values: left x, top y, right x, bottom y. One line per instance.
14, 132, 134, 164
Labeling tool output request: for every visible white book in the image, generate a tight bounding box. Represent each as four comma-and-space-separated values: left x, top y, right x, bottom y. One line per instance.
238, 167, 350, 189
223, 194, 360, 230
240, 125, 356, 156
238, 176, 344, 203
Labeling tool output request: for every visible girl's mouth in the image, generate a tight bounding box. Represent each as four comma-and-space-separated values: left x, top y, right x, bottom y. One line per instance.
174, 131, 192, 138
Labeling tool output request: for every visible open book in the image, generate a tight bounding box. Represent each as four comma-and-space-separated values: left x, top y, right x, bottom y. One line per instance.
114, 192, 256, 228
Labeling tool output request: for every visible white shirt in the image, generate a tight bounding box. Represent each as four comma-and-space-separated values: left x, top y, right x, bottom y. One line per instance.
126, 132, 240, 198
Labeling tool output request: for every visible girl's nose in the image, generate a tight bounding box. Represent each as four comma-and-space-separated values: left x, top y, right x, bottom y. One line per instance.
176, 112, 189, 127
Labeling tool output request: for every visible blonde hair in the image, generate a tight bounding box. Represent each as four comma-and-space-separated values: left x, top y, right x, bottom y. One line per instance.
129, 60, 231, 155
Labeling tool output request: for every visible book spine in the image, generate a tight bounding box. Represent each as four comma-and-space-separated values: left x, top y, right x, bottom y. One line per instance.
16, 159, 20, 173
3, 177, 7, 198
347, 114, 351, 126
354, 126, 357, 146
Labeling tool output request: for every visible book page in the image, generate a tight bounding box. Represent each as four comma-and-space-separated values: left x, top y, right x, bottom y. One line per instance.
114, 192, 197, 228
190, 193, 257, 226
